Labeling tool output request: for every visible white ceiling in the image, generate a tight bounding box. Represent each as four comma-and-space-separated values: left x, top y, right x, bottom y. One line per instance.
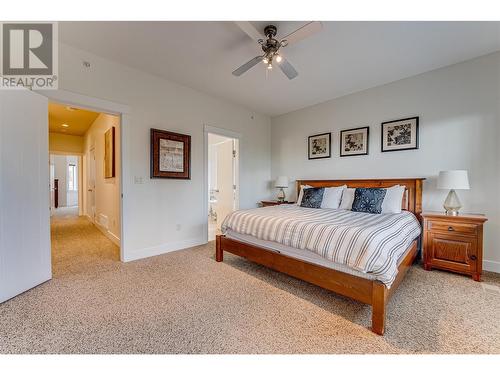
59, 21, 500, 116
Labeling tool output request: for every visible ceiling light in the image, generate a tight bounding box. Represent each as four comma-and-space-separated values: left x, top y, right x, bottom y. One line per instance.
61, 124, 69, 128
263, 58, 268, 64
276, 55, 282, 63
267, 63, 273, 70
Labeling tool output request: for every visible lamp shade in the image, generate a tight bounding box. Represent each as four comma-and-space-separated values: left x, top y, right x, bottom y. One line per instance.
275, 176, 289, 188
437, 170, 470, 190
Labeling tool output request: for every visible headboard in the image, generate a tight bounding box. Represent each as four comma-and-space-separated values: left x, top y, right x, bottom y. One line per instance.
296, 178, 425, 218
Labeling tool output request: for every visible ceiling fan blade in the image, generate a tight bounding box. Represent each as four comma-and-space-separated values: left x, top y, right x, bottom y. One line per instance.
282, 21, 322, 46
232, 56, 263, 76
278, 57, 298, 80
235, 21, 264, 41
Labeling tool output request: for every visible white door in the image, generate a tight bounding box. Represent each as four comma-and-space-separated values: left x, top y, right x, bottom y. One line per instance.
87, 147, 96, 222
215, 140, 236, 229
0, 89, 51, 303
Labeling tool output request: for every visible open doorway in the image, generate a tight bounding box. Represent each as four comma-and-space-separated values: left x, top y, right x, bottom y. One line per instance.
48, 101, 121, 260
207, 131, 239, 241
49, 154, 81, 218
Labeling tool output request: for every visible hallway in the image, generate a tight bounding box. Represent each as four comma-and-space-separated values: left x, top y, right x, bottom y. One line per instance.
51, 210, 120, 278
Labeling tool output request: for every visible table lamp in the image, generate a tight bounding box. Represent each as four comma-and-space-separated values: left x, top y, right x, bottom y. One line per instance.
275, 176, 289, 203
437, 170, 470, 216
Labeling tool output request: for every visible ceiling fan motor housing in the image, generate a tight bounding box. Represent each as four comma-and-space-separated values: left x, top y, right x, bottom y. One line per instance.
264, 25, 277, 38
261, 25, 282, 62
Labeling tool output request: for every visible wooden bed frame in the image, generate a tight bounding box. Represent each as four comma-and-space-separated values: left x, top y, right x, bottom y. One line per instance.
216, 178, 424, 335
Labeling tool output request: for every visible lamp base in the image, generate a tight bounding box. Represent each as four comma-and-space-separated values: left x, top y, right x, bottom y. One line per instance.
443, 189, 461, 216
277, 188, 286, 203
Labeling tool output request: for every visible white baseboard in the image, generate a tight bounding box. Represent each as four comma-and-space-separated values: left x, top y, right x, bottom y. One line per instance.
483, 260, 500, 274
123, 238, 206, 262
104, 230, 120, 247
86, 216, 121, 247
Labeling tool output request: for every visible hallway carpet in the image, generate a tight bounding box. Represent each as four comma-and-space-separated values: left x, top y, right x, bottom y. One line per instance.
0, 214, 499, 354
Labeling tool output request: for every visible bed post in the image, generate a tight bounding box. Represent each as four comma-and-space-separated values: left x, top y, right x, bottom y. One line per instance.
371, 282, 387, 335
215, 235, 223, 262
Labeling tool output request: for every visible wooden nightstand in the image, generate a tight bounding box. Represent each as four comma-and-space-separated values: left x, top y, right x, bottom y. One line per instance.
260, 200, 296, 207
422, 212, 487, 281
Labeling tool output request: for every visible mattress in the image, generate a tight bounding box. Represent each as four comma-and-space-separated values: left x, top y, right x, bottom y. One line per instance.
225, 229, 415, 281
221, 205, 421, 287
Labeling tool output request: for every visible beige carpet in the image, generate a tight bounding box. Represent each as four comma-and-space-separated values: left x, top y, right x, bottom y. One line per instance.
0, 213, 499, 354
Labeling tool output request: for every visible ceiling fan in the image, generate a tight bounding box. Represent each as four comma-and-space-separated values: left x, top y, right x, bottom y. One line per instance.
232, 21, 323, 80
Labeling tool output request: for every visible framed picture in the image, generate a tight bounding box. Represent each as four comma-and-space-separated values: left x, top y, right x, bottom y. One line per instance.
308, 132, 331, 159
104, 127, 115, 178
340, 126, 369, 157
381, 116, 419, 152
150, 128, 191, 179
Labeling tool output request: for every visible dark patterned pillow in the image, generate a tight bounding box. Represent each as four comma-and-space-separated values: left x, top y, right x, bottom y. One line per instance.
351, 188, 387, 214
300, 187, 325, 209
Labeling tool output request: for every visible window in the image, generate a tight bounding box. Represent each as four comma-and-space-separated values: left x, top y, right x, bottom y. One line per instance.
68, 164, 77, 191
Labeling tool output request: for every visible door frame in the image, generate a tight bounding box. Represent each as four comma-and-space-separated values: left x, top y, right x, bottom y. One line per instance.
203, 124, 241, 243
37, 89, 130, 261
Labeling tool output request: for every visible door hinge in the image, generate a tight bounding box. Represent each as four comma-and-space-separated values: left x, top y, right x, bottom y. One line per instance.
232, 149, 236, 158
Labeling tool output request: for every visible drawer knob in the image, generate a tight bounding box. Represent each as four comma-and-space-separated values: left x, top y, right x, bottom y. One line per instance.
447, 226, 454, 231
470, 255, 477, 261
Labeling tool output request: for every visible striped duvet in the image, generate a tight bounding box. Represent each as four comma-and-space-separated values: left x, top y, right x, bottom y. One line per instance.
221, 205, 421, 287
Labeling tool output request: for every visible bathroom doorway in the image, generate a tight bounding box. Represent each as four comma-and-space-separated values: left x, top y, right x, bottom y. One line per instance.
206, 132, 239, 241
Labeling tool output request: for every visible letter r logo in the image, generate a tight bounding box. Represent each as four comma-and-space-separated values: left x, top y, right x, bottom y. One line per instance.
2, 23, 53, 75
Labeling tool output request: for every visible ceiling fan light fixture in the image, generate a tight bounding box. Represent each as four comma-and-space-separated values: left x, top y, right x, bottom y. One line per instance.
233, 21, 322, 79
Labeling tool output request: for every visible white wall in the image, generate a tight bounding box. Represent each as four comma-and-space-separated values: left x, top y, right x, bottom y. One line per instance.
271, 52, 500, 271
49, 132, 84, 154
83, 113, 121, 244
56, 43, 271, 261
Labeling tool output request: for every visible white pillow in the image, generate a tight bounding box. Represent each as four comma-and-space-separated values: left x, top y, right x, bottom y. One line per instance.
320, 185, 347, 209
381, 185, 405, 214
339, 188, 356, 210
296, 185, 312, 206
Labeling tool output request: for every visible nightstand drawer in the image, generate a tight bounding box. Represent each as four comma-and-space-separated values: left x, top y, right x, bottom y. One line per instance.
428, 233, 478, 274
427, 221, 477, 236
